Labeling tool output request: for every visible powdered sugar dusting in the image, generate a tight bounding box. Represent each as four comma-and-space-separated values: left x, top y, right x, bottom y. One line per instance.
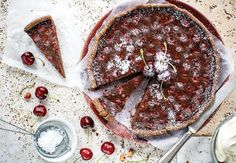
157, 70, 171, 81
107, 55, 131, 75
154, 51, 170, 73
149, 83, 163, 100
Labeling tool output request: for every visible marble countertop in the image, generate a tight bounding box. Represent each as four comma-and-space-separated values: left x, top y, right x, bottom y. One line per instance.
0, 0, 236, 162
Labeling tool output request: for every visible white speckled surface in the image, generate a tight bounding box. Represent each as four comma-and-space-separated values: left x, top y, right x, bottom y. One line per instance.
0, 0, 236, 162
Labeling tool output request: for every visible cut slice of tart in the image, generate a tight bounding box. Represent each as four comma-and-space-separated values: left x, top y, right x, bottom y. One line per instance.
93, 75, 144, 121
89, 4, 220, 136
24, 15, 65, 78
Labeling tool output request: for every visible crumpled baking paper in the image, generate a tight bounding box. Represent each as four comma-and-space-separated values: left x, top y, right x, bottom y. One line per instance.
3, 0, 83, 88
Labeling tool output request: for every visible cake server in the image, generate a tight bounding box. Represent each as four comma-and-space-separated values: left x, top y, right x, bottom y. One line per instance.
158, 76, 236, 163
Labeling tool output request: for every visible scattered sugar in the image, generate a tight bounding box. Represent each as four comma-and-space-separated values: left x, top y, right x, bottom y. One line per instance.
134, 39, 143, 46
114, 43, 122, 52
143, 64, 155, 77
126, 45, 135, 53
183, 63, 191, 70
173, 25, 180, 31
130, 28, 141, 36
167, 110, 177, 125
154, 33, 164, 40
149, 83, 163, 100
140, 25, 150, 34
154, 52, 170, 73
176, 46, 183, 52
135, 56, 142, 61
103, 47, 112, 54
151, 21, 160, 30
107, 56, 131, 75
168, 110, 176, 120
179, 33, 187, 42
157, 70, 171, 82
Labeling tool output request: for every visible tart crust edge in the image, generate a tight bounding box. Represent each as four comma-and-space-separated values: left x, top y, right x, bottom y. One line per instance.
24, 15, 52, 32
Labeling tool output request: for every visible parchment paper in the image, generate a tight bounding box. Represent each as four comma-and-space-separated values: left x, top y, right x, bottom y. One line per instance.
3, 0, 83, 88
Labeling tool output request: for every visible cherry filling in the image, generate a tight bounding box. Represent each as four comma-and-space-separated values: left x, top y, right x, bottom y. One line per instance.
91, 6, 218, 134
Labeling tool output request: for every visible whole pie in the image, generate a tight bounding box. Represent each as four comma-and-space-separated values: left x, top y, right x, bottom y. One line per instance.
87, 4, 220, 137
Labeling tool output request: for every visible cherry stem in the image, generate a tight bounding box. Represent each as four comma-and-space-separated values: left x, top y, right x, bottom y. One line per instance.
73, 156, 81, 163
87, 129, 90, 143
45, 94, 60, 102
163, 41, 167, 55
160, 81, 167, 101
96, 154, 106, 163
167, 61, 177, 73
31, 56, 45, 66
19, 82, 36, 95
163, 41, 177, 73
140, 49, 147, 66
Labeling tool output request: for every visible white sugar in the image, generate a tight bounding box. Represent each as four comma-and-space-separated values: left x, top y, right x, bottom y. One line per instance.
183, 63, 191, 70
37, 128, 64, 154
149, 83, 163, 100
157, 70, 171, 81
154, 52, 170, 73
126, 45, 135, 52
134, 39, 143, 46
143, 64, 155, 77
107, 56, 131, 74
130, 28, 141, 36
155, 61, 169, 73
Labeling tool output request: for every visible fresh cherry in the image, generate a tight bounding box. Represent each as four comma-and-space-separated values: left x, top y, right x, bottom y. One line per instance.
23, 92, 31, 100
143, 63, 155, 77
35, 86, 48, 100
21, 52, 35, 65
80, 116, 94, 129
101, 142, 115, 155
33, 105, 47, 117
80, 148, 93, 160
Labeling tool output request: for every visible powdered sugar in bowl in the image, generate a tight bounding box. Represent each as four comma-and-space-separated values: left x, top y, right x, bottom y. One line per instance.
34, 118, 77, 162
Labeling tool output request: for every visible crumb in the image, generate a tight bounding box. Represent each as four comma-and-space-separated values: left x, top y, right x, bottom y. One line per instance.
127, 148, 135, 157
120, 153, 126, 162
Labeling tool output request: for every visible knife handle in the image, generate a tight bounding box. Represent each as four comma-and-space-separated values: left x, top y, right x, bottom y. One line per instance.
158, 130, 193, 163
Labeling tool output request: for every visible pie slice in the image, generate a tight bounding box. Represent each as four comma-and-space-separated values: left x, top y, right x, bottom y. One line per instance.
88, 4, 220, 136
132, 70, 217, 137
24, 16, 65, 78
93, 75, 144, 121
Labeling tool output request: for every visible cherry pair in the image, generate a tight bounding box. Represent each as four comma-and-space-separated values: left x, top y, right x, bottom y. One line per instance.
80, 142, 115, 161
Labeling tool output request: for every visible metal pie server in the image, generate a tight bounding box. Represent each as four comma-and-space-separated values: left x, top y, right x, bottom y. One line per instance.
158, 77, 236, 163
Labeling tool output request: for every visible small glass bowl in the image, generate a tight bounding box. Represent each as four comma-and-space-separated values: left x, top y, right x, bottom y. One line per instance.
211, 114, 236, 163
34, 118, 77, 162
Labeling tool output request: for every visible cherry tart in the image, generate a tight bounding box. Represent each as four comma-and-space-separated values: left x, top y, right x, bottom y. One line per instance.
89, 4, 220, 137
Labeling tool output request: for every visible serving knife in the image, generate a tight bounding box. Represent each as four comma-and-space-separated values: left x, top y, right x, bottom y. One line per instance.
158, 77, 236, 163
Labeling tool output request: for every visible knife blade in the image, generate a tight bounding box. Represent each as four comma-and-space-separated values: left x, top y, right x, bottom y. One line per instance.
158, 76, 236, 163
